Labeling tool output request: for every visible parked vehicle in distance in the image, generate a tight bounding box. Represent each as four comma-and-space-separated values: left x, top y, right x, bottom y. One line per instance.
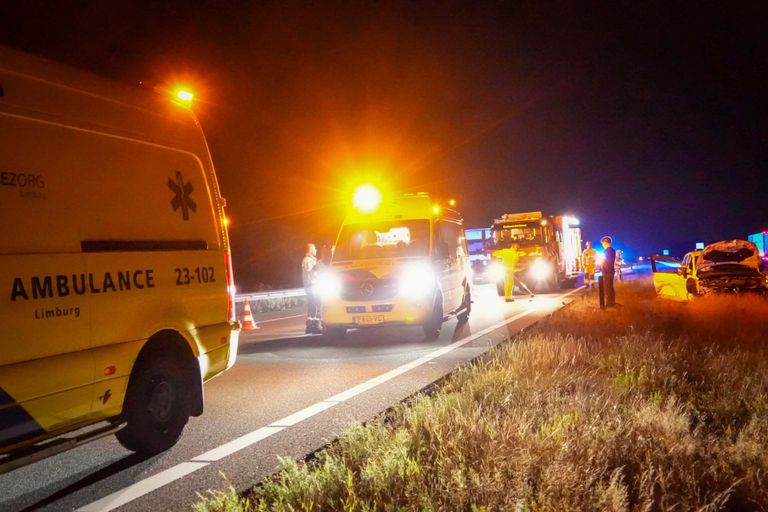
747, 231, 768, 268
465, 227, 492, 283
651, 240, 767, 301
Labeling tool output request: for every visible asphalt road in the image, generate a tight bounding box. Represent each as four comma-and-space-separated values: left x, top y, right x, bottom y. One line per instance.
0, 283, 583, 512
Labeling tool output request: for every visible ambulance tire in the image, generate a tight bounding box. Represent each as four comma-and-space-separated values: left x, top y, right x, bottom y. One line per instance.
422, 295, 443, 340
496, 281, 504, 297
457, 284, 471, 323
324, 325, 347, 341
116, 354, 192, 455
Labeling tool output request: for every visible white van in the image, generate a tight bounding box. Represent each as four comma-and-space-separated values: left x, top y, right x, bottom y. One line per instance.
317, 191, 471, 340
0, 46, 238, 468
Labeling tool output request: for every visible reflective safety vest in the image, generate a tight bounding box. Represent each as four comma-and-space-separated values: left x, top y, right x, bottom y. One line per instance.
493, 247, 522, 271
582, 248, 597, 270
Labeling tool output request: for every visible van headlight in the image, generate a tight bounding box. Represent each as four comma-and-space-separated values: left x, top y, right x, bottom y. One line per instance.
530, 258, 551, 281
399, 262, 436, 299
487, 261, 506, 282
314, 271, 342, 299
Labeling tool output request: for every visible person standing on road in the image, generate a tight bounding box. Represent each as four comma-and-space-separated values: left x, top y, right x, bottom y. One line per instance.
312, 245, 333, 332
581, 240, 597, 288
302, 243, 319, 333
492, 243, 533, 302
601, 236, 617, 307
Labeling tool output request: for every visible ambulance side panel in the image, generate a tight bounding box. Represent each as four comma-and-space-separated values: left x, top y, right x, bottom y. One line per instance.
0, 81, 233, 448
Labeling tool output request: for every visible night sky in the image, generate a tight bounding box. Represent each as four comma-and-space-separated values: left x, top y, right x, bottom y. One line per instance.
2, 1, 766, 288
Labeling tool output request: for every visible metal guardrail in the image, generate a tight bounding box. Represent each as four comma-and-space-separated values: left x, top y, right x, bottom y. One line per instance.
235, 288, 306, 303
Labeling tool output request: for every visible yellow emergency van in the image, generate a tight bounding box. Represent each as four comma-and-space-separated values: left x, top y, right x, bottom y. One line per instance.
0, 46, 238, 469
316, 189, 471, 340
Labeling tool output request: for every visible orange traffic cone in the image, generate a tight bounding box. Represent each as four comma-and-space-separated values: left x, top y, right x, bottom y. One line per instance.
242, 298, 259, 330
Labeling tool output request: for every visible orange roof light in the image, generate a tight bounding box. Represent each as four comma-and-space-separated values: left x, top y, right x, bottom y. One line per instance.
173, 87, 194, 104
432, 205, 441, 215
448, 198, 456, 207
352, 184, 382, 213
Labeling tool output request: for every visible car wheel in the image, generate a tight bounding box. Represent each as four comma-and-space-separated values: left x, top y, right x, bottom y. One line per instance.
116, 354, 192, 455
422, 294, 443, 340
457, 284, 471, 323
324, 325, 347, 341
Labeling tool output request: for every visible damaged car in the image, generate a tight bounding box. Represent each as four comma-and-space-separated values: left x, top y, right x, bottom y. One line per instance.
651, 240, 767, 301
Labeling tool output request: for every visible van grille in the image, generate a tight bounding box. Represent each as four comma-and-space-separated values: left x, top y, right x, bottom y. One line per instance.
342, 279, 398, 301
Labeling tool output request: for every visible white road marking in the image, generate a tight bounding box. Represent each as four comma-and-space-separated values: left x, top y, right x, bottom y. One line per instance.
269, 401, 339, 427
77, 462, 206, 512
77, 288, 583, 511
191, 426, 284, 463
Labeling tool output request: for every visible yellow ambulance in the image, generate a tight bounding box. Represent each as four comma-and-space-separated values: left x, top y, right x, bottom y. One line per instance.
0, 46, 238, 469
316, 188, 471, 340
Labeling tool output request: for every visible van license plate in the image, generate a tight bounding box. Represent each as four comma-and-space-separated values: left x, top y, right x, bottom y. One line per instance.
353, 315, 385, 325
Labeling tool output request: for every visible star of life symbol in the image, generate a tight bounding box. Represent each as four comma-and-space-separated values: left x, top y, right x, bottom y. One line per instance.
98, 389, 112, 405
168, 171, 196, 220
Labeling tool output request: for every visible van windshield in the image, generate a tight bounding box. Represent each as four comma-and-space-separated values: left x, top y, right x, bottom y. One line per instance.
334, 220, 430, 261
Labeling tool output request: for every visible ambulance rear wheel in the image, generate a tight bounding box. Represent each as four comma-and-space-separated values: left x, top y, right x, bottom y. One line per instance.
116, 354, 191, 455
496, 281, 504, 296
422, 295, 443, 340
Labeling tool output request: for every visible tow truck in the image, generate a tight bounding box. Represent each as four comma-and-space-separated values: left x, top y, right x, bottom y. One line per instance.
487, 211, 582, 292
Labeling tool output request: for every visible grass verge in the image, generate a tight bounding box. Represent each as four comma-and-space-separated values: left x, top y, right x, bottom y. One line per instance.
195, 279, 768, 511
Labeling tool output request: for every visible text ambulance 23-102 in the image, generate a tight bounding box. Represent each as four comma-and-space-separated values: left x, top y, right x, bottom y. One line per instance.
0, 45, 238, 469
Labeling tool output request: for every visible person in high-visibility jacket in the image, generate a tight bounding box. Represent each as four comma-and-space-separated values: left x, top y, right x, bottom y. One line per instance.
493, 242, 528, 302
582, 240, 597, 288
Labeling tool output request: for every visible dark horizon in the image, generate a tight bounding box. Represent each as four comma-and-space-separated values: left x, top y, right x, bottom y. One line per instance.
2, 1, 765, 288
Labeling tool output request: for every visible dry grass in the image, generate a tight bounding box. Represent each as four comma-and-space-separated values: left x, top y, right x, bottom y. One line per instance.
195, 278, 768, 511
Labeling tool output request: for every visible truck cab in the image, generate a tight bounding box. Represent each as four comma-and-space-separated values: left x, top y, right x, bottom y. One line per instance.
488, 212, 582, 292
